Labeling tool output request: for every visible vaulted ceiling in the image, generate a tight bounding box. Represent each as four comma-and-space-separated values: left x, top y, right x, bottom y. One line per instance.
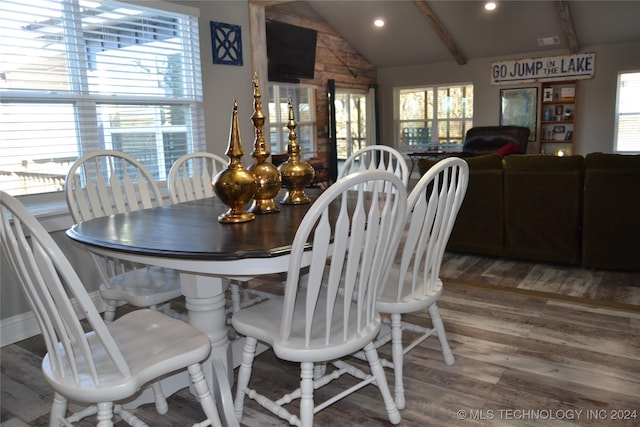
299, 1, 640, 68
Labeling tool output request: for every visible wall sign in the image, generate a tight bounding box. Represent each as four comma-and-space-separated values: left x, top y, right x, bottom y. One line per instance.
490, 53, 595, 85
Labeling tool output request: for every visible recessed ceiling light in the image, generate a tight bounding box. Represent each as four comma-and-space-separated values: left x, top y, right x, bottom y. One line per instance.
485, 2, 497, 11
374, 18, 385, 28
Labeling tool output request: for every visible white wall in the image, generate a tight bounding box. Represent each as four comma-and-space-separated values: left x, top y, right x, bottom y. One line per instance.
176, 0, 256, 157
377, 41, 640, 155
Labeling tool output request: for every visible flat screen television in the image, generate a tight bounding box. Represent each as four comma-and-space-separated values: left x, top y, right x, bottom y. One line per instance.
266, 20, 317, 83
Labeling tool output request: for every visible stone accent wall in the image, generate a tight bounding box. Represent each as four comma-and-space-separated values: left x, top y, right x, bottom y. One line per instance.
266, 2, 377, 165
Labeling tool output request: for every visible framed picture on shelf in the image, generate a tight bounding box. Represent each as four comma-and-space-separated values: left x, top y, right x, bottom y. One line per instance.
543, 87, 553, 102
500, 87, 538, 141
564, 130, 573, 140
555, 105, 564, 116
553, 125, 565, 134
560, 87, 575, 100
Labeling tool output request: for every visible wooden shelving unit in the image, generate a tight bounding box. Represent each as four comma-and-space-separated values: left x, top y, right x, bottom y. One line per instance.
539, 81, 577, 154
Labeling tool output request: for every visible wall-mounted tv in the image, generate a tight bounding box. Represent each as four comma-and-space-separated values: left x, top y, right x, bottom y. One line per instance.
266, 20, 317, 83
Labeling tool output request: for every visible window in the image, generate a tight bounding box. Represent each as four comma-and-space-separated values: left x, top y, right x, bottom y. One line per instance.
395, 83, 473, 150
334, 90, 367, 160
614, 71, 640, 153
0, 0, 205, 196
268, 83, 316, 157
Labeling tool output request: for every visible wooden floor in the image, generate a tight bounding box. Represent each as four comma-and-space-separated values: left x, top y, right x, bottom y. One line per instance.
2, 253, 639, 426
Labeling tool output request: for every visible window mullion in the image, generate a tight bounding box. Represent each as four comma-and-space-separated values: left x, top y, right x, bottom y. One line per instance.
432, 88, 438, 144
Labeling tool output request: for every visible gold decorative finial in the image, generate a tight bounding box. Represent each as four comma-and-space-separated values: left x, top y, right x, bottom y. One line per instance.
278, 98, 315, 204
213, 99, 257, 223
248, 72, 281, 213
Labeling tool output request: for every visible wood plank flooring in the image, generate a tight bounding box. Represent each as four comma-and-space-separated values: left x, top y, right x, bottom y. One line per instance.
2, 253, 639, 426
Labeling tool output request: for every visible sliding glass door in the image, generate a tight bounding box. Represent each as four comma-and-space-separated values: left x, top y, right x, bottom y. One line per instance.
334, 90, 369, 160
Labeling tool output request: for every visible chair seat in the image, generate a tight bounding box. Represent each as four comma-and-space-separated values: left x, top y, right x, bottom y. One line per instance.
42, 309, 210, 403
99, 266, 182, 306
376, 270, 443, 314
232, 291, 381, 363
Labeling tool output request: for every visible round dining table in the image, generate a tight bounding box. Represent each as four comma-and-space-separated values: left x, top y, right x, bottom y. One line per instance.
66, 189, 322, 426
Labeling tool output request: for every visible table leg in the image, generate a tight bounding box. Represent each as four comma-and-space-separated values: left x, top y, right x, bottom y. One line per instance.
180, 273, 239, 427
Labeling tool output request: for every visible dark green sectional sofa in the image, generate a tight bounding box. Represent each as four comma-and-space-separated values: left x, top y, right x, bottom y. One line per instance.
419, 152, 640, 270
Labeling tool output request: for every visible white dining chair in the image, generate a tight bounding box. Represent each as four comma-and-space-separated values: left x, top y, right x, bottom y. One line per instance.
232, 170, 407, 427
168, 151, 268, 314
376, 157, 469, 410
65, 150, 182, 323
337, 145, 410, 187
167, 151, 227, 204
0, 190, 223, 427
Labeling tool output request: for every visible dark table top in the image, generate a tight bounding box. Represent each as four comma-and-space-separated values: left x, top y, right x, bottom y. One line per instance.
66, 189, 322, 261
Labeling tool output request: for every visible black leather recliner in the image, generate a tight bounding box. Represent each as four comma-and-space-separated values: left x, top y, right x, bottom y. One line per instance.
459, 125, 530, 157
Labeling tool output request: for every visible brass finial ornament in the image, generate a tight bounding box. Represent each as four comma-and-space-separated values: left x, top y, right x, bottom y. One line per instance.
213, 100, 257, 223
278, 98, 315, 204
248, 73, 281, 213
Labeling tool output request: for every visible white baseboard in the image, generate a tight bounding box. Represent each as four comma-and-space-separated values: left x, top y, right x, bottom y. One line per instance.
1, 291, 105, 347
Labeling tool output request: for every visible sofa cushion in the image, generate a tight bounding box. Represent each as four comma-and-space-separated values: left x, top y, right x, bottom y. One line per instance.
417, 152, 503, 175
503, 155, 584, 265
420, 154, 505, 257
584, 151, 640, 169
450, 154, 505, 256
582, 153, 640, 270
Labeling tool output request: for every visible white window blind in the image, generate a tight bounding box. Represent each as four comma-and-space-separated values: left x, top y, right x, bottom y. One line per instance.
614, 71, 640, 153
0, 0, 205, 196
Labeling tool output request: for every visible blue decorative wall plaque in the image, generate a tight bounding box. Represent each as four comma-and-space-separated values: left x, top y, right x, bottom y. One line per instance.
211, 21, 243, 66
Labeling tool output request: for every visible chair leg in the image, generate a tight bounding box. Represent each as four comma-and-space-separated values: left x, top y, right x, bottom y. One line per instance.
233, 336, 258, 422
428, 303, 455, 365
390, 312, 406, 410
96, 402, 114, 427
299, 361, 315, 427
363, 341, 401, 425
103, 299, 118, 322
188, 363, 223, 427
151, 382, 168, 414
230, 282, 242, 313
49, 393, 67, 427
